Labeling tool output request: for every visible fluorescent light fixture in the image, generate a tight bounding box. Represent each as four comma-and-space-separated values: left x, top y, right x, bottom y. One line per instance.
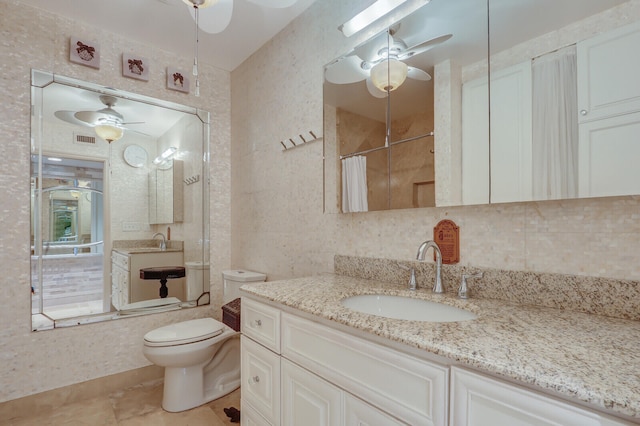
153, 147, 178, 165
47, 157, 63, 162
339, 0, 410, 37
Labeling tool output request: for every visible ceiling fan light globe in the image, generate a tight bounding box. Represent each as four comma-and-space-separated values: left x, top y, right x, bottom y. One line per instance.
370, 59, 408, 92
95, 124, 124, 143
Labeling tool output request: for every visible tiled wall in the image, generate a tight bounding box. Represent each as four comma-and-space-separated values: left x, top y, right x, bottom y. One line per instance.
230, 1, 640, 283
0, 0, 231, 403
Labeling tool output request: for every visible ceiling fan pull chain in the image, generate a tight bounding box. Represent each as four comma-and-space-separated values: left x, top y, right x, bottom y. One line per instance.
193, 4, 201, 96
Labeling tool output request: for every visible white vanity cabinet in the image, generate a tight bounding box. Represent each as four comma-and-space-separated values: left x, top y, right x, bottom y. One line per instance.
450, 368, 632, 426
241, 297, 447, 426
241, 297, 635, 426
110, 249, 184, 309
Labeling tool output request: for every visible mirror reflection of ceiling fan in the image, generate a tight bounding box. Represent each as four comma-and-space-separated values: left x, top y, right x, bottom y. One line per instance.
160, 0, 299, 34
54, 95, 144, 143
325, 25, 452, 98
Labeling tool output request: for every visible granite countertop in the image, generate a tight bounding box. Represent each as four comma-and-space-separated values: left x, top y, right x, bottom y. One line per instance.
240, 273, 640, 420
113, 247, 183, 254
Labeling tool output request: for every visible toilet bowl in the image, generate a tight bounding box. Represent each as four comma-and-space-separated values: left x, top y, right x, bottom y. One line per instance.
142, 318, 240, 412
143, 269, 266, 412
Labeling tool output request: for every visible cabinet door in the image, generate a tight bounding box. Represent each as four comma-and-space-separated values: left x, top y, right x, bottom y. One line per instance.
577, 21, 640, 122
450, 368, 631, 426
344, 393, 407, 426
281, 359, 341, 426
578, 111, 640, 198
110, 265, 128, 309
241, 336, 281, 425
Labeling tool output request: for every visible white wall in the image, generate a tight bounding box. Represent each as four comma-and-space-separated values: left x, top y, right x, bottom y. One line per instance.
230, 0, 640, 282
0, 0, 231, 402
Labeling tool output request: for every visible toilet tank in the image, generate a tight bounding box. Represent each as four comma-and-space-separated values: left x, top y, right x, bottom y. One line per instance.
222, 269, 266, 303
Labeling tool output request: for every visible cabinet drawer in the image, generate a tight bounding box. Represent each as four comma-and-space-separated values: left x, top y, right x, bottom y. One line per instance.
241, 336, 280, 425
282, 313, 448, 426
450, 367, 632, 426
242, 298, 281, 353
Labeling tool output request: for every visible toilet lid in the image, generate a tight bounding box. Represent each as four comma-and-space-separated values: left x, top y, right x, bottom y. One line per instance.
144, 318, 225, 347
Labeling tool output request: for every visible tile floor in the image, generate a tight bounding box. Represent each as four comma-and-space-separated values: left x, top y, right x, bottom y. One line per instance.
5, 379, 241, 425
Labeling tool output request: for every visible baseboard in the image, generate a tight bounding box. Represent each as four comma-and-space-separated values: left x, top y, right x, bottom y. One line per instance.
0, 365, 163, 422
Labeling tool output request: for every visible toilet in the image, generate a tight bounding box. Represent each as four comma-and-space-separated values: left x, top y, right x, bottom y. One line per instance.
142, 268, 266, 412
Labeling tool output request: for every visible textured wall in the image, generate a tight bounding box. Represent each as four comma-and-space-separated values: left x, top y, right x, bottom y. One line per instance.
0, 0, 231, 402
230, 0, 640, 283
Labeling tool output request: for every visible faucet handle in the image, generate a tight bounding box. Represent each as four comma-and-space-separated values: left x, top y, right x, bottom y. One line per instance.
459, 272, 483, 299
408, 268, 417, 291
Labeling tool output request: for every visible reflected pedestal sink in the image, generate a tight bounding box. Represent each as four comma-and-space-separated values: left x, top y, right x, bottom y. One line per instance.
341, 294, 477, 322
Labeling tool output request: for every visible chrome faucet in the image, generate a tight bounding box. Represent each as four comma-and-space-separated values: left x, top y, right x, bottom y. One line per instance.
152, 232, 167, 251
416, 240, 443, 293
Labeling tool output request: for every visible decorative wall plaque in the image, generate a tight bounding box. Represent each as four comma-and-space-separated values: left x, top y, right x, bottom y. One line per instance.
122, 53, 149, 81
434, 219, 460, 264
69, 37, 100, 69
167, 67, 190, 93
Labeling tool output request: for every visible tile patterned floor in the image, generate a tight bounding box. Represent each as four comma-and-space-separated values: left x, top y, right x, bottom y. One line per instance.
6, 380, 241, 426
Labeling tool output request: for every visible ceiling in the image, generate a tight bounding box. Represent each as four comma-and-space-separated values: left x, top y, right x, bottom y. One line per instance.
18, 0, 317, 71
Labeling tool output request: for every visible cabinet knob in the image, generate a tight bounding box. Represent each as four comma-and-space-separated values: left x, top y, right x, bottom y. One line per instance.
248, 375, 260, 385
580, 109, 588, 116
252, 319, 262, 327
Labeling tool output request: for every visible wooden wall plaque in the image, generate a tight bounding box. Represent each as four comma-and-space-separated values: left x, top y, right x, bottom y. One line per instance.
434, 219, 460, 264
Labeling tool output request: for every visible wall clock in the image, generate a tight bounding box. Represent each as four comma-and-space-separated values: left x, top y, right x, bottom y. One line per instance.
123, 144, 148, 168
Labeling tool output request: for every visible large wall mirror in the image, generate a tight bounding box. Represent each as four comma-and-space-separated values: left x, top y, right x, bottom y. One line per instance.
31, 70, 210, 331
324, 0, 490, 212
325, 0, 640, 212
480, 0, 640, 204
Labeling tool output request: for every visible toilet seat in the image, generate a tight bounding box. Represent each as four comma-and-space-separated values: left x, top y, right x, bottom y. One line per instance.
144, 318, 225, 347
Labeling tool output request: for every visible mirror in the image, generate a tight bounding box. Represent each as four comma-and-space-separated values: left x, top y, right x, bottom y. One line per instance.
149, 160, 184, 225
481, 0, 640, 204
324, 0, 490, 212
325, 0, 640, 212
31, 70, 210, 331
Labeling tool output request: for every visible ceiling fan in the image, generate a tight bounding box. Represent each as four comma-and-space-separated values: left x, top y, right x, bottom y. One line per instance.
160, 0, 299, 34
55, 95, 143, 142
325, 26, 452, 98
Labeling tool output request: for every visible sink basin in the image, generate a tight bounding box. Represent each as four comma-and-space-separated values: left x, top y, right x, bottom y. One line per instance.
341, 294, 477, 322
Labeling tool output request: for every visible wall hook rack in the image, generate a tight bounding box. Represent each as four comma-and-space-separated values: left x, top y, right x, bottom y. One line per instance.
184, 174, 200, 185
281, 130, 322, 151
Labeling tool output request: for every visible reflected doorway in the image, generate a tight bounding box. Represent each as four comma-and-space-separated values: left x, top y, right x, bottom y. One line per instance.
31, 154, 107, 326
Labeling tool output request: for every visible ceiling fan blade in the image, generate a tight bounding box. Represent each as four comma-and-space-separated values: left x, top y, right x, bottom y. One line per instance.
407, 66, 431, 81
325, 56, 368, 85
74, 111, 113, 126
188, 0, 233, 34
353, 31, 391, 62
54, 110, 93, 127
366, 77, 388, 99
246, 0, 297, 8
399, 34, 452, 59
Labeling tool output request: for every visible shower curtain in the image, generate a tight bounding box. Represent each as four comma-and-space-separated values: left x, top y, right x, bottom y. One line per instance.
342, 155, 368, 213
532, 44, 579, 200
